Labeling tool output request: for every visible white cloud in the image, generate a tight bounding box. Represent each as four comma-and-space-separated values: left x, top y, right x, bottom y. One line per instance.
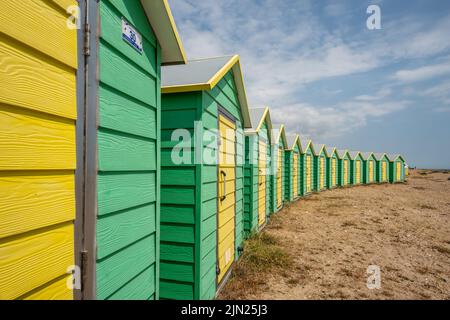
169, 0, 450, 140
271, 99, 410, 141
392, 61, 450, 83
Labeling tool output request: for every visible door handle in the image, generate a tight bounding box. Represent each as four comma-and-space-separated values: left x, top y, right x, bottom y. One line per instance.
220, 170, 227, 201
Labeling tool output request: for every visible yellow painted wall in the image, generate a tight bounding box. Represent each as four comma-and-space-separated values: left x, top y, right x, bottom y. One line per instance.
277, 148, 282, 207
293, 153, 298, 196
217, 115, 236, 284
332, 158, 337, 187
0, 0, 77, 300
306, 155, 312, 192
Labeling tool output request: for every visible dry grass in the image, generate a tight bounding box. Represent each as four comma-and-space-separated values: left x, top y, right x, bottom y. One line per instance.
218, 232, 293, 299
431, 245, 450, 255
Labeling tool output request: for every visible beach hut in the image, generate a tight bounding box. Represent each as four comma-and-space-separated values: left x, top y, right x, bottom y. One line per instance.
349, 151, 364, 185
374, 153, 390, 183
243, 107, 273, 236
326, 147, 339, 189
271, 124, 288, 213
337, 150, 351, 187
284, 134, 302, 202
361, 152, 377, 184
387, 154, 406, 183
160, 55, 251, 299
312, 144, 328, 192
1, 0, 187, 300
300, 138, 315, 195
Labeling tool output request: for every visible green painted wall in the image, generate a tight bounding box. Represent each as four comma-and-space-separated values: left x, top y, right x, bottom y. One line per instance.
338, 153, 351, 186
244, 134, 258, 236
326, 153, 338, 188
363, 155, 377, 184
350, 155, 364, 185
376, 155, 390, 183
271, 138, 285, 213
300, 146, 313, 196
285, 145, 300, 201
95, 0, 160, 300
160, 71, 245, 300
313, 152, 327, 191
389, 158, 405, 183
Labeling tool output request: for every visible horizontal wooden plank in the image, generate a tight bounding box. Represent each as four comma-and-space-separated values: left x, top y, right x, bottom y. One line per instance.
100, 0, 156, 77
97, 172, 156, 215
0, 0, 77, 69
160, 280, 193, 300
107, 265, 155, 300
162, 109, 197, 129
99, 41, 156, 107
161, 224, 195, 244
160, 261, 194, 283
99, 85, 156, 139
98, 129, 156, 171
0, 106, 75, 170
161, 186, 195, 205
96, 235, 155, 300
51, 0, 77, 11
23, 275, 73, 300
0, 223, 74, 300
160, 243, 194, 264
0, 172, 75, 239
161, 205, 195, 225
97, 203, 156, 259
161, 167, 195, 186
0, 36, 77, 119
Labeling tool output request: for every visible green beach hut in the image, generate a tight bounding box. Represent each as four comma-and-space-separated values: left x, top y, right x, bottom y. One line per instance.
160, 55, 252, 299
336, 149, 351, 187
312, 143, 328, 192
349, 151, 364, 185
243, 107, 273, 236
300, 138, 314, 195
271, 124, 288, 213
326, 146, 339, 189
284, 134, 302, 202
82, 0, 187, 300
374, 153, 390, 183
361, 152, 377, 184
387, 154, 406, 183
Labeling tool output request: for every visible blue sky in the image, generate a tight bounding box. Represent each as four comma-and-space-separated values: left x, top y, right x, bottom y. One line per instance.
169, 0, 450, 168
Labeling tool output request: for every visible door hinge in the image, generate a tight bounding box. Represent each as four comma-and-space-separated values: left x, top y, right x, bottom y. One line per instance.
216, 264, 221, 275
84, 23, 90, 56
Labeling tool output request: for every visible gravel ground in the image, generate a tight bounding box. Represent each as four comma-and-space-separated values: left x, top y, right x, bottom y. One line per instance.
219, 170, 450, 300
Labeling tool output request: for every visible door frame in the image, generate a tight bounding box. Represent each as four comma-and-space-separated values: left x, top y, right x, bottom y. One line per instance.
215, 106, 237, 291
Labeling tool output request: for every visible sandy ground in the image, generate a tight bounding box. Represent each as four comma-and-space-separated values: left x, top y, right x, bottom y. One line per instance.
220, 170, 450, 300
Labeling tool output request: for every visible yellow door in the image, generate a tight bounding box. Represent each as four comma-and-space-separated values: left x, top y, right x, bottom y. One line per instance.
396, 162, 401, 181
306, 155, 312, 193
320, 157, 325, 189
343, 160, 349, 185
293, 153, 298, 196
355, 161, 361, 184
382, 161, 387, 182
276, 148, 282, 208
217, 114, 236, 284
332, 158, 337, 187
258, 140, 266, 227
369, 161, 374, 183
0, 1, 77, 300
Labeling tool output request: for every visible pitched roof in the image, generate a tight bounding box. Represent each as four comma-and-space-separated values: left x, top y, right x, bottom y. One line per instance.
141, 0, 186, 64
325, 146, 336, 157
285, 134, 300, 151
387, 154, 405, 162
348, 151, 361, 159
161, 55, 251, 128
271, 124, 288, 147
312, 143, 325, 156
299, 137, 312, 154
245, 107, 272, 134
361, 152, 374, 160
336, 149, 349, 159
373, 152, 387, 160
